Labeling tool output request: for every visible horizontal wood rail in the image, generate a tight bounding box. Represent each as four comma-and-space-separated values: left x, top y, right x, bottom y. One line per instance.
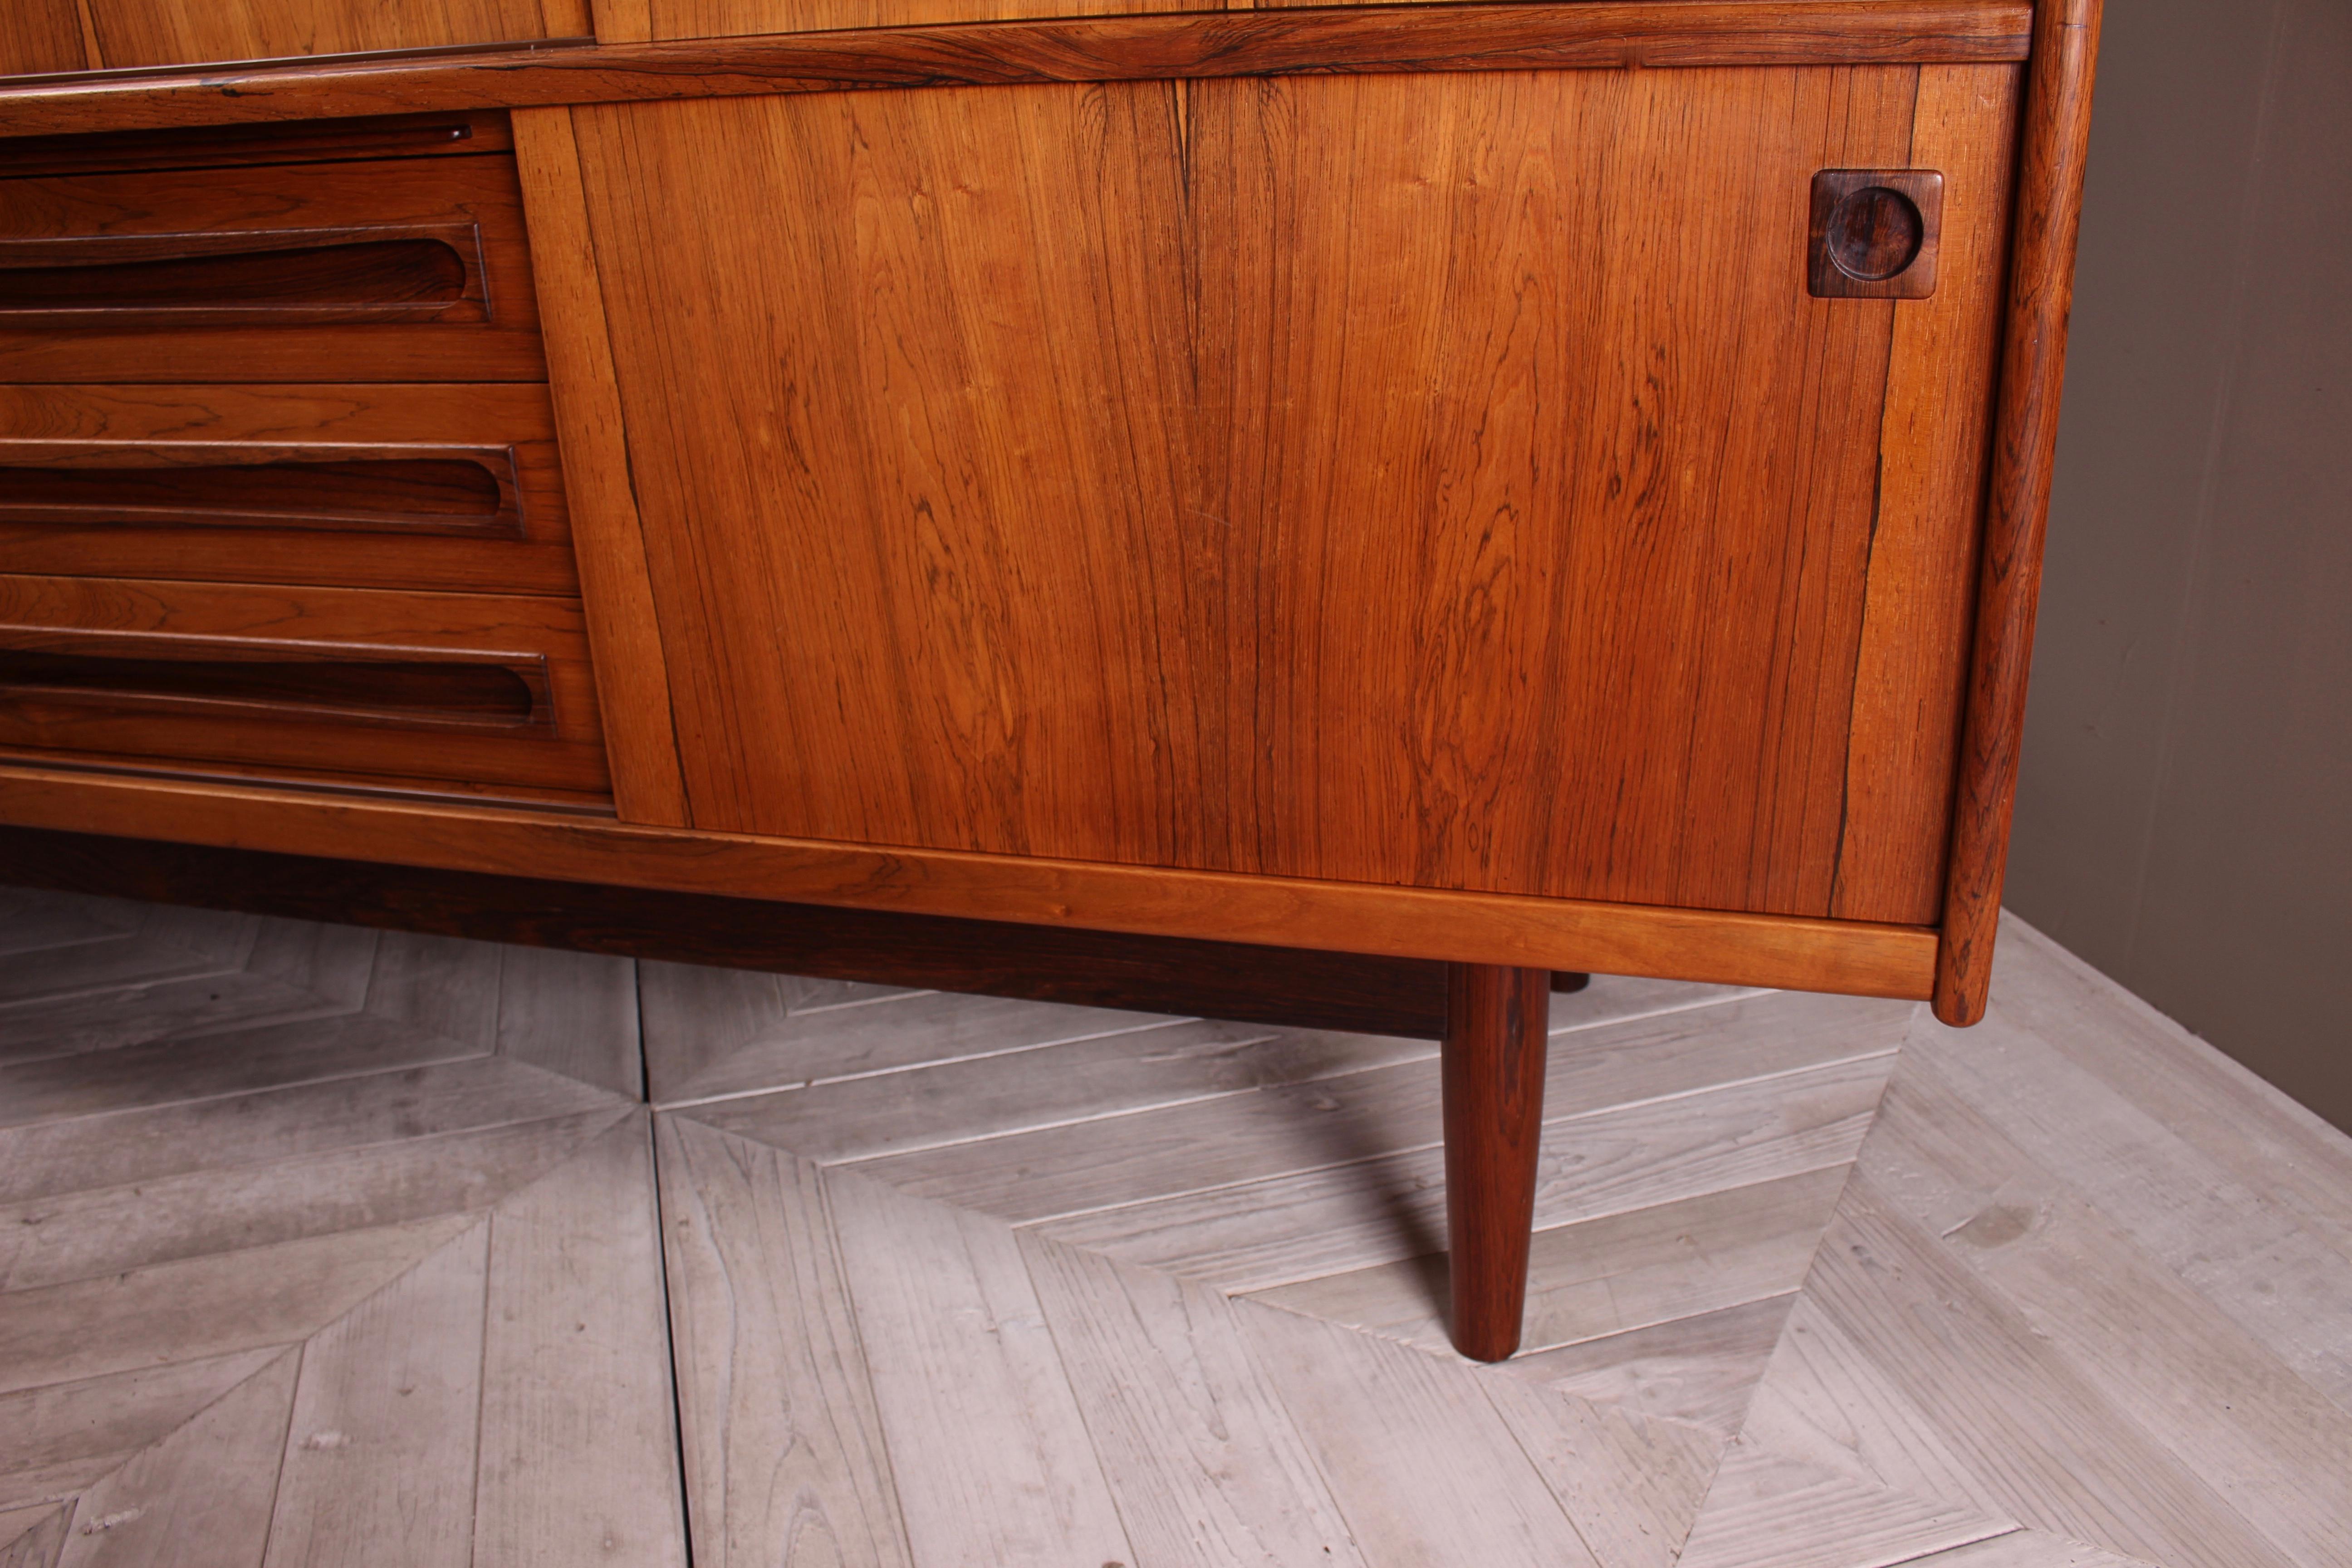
0, 632, 553, 734
0, 225, 486, 327
0, 111, 512, 178
0, 2, 2033, 138
0, 763, 1939, 997
0, 444, 524, 537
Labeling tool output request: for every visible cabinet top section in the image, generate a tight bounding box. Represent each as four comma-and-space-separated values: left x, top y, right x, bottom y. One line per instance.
0, 0, 2030, 141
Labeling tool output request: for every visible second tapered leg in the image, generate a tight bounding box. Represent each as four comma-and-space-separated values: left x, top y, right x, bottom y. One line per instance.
1441, 962, 1551, 1362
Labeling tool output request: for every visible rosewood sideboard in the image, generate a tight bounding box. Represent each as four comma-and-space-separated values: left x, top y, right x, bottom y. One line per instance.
0, 0, 2101, 1360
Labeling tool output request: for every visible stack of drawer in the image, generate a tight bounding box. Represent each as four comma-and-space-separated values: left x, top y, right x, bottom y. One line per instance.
0, 111, 611, 811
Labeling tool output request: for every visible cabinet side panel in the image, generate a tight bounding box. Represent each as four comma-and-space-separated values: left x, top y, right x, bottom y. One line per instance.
574, 69, 1950, 914
1833, 63, 2023, 926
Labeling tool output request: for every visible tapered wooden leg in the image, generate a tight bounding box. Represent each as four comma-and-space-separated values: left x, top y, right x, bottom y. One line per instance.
1442, 962, 1551, 1362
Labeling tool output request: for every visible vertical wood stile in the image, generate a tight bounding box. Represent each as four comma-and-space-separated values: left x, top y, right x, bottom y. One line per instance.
1934, 0, 2104, 1024
509, 105, 694, 826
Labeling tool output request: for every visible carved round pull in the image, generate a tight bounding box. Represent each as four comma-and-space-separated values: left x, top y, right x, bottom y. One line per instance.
1824, 186, 1926, 282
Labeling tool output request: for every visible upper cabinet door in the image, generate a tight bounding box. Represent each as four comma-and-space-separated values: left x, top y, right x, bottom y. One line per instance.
565, 63, 2019, 926
4, 0, 591, 76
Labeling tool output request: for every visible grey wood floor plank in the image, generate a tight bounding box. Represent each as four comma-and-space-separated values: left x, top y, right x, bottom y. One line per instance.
694, 1017, 1434, 1165
0, 1056, 627, 1206
360, 930, 506, 1051
1913, 997, 2352, 1409
476, 1113, 686, 1568
0, 920, 378, 1066
263, 1226, 489, 1568
1737, 1294, 2038, 1526
1676, 1433, 2015, 1568
52, 1349, 299, 1568
824, 1166, 1134, 1568
644, 966, 1165, 1107
0, 1504, 72, 1568
1028, 1050, 1891, 1293
1248, 1165, 1849, 1358
0, 894, 131, 959
851, 991, 1911, 1224
1887, 1530, 2162, 1568
0, 1014, 487, 1132
0, 1109, 628, 1293
1499, 1294, 1795, 1439
1234, 1299, 1602, 1568
655, 1117, 911, 1568
1861, 1054, 2352, 1567
1017, 1231, 1369, 1568
1479, 1374, 1721, 1568
0, 1349, 289, 1509
1987, 917, 2352, 1252
492, 944, 643, 1099
0, 1215, 475, 1397
1801, 1174, 2291, 1568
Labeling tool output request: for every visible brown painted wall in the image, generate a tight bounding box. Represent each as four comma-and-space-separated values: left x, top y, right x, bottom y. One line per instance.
2010, 0, 2351, 1127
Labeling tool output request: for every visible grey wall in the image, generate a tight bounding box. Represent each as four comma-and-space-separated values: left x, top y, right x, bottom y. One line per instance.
2009, 0, 2351, 1127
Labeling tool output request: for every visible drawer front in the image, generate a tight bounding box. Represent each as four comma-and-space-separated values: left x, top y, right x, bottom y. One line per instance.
0, 384, 577, 595
0, 156, 544, 382
0, 574, 608, 806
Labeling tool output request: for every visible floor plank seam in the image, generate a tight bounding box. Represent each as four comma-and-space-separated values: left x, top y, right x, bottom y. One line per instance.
642, 1114, 703, 1568
650, 1013, 1262, 1113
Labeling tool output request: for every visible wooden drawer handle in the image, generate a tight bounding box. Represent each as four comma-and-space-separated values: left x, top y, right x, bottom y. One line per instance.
0, 224, 489, 327
0, 447, 524, 538
0, 636, 551, 735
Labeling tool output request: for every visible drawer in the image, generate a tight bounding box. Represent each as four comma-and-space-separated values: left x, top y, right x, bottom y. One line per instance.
0, 574, 609, 808
0, 384, 577, 595
0, 154, 544, 383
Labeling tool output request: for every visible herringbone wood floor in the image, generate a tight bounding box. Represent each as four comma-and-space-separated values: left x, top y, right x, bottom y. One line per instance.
0, 884, 2346, 1567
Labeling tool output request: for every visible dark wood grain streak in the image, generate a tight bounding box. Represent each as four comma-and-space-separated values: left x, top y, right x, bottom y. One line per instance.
1933, 0, 2103, 1026
0, 824, 1505, 1040
1443, 962, 1552, 1361
0, 3, 2033, 138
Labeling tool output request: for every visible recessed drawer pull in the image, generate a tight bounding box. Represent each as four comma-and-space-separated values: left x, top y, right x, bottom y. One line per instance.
0, 634, 552, 735
0, 224, 487, 327
0, 447, 524, 538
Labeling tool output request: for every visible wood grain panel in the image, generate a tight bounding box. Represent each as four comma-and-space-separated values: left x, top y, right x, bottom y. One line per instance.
0, 0, 89, 78
0, 763, 1938, 992
574, 68, 1934, 916
78, 0, 585, 74
0, 4, 2034, 140
0, 155, 544, 385
0, 575, 608, 802
1831, 63, 2020, 925
0, 383, 575, 596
